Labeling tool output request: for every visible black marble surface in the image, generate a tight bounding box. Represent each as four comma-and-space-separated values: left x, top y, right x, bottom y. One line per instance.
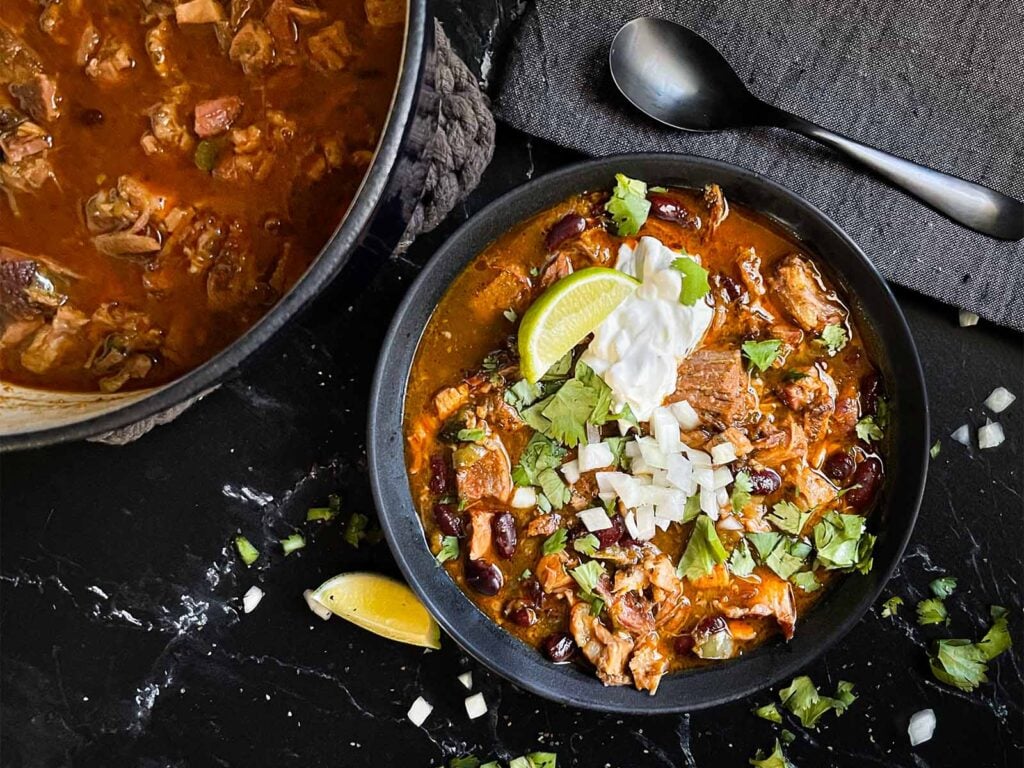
2, 12, 1023, 768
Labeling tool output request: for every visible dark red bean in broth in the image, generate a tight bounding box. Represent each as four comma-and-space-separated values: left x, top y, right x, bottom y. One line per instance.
844, 457, 883, 510
648, 193, 699, 228
719, 275, 743, 302
465, 558, 504, 596
492, 511, 518, 559
860, 372, 883, 416
507, 606, 537, 627
79, 108, 104, 126
545, 213, 587, 252
674, 634, 696, 655
595, 514, 625, 548
522, 576, 544, 607
822, 451, 856, 483
428, 454, 451, 495
747, 468, 782, 496
433, 503, 466, 538
542, 632, 577, 663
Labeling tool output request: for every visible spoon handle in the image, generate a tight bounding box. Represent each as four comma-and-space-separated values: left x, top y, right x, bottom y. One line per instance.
762, 104, 1024, 240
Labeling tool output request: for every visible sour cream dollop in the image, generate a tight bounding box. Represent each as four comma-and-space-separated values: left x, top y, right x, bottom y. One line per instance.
581, 236, 712, 421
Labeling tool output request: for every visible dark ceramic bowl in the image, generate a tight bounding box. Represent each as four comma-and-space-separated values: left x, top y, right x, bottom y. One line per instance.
368, 154, 929, 713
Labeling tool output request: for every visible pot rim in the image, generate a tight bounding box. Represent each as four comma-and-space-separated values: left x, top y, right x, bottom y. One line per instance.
368, 153, 929, 713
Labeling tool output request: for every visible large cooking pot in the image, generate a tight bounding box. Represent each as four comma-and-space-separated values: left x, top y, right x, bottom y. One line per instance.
0, 0, 436, 451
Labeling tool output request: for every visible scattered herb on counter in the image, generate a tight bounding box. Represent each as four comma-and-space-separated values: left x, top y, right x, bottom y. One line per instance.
542, 528, 568, 555
731, 471, 754, 513
780, 729, 796, 745
930, 440, 942, 459
742, 339, 783, 372
749, 739, 794, 768
779, 676, 856, 729
306, 493, 341, 522
881, 596, 904, 618
344, 512, 371, 547
605, 173, 650, 236
753, 702, 782, 723
280, 533, 305, 556
929, 576, 957, 599
929, 605, 1012, 692
436, 536, 459, 565
818, 324, 848, 355
234, 535, 259, 566
916, 598, 949, 626
670, 256, 711, 305
676, 514, 727, 580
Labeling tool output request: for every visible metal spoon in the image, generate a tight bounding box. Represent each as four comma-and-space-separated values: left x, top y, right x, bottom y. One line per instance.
608, 17, 1024, 241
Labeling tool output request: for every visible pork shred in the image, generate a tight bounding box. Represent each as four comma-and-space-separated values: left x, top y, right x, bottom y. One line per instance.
194, 96, 244, 137
455, 434, 513, 503
769, 254, 845, 333
668, 347, 748, 428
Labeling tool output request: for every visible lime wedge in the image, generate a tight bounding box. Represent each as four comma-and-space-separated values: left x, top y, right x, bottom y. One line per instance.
518, 267, 639, 382
310, 572, 441, 649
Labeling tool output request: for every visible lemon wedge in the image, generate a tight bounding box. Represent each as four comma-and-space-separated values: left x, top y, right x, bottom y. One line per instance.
309, 572, 441, 649
518, 267, 639, 382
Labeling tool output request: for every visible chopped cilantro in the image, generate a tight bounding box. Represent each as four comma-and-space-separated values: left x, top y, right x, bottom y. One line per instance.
779, 676, 856, 728
537, 468, 571, 508
977, 605, 1012, 659
523, 361, 620, 447
746, 531, 782, 560
742, 339, 783, 372
683, 493, 701, 523
765, 537, 812, 580
604, 173, 650, 236
505, 378, 545, 411
509, 758, 529, 768
917, 597, 949, 626
519, 568, 532, 581
930, 639, 989, 692
450, 758, 481, 768
780, 729, 795, 745
930, 576, 957, 599
731, 471, 753, 513
855, 415, 884, 443
790, 570, 821, 593
542, 528, 568, 555
676, 514, 728, 581
881, 596, 903, 617
573, 533, 600, 557
604, 436, 627, 468
542, 351, 574, 380
306, 493, 341, 522
818, 324, 848, 355
767, 500, 810, 536
457, 427, 487, 443
752, 702, 782, 723
280, 533, 305, 555
344, 512, 370, 547
436, 535, 459, 564
748, 739, 794, 768
525, 754, 557, 768
813, 511, 873, 572
512, 433, 567, 487
930, 440, 942, 459
670, 256, 711, 305
728, 539, 756, 577
234, 535, 259, 566
570, 560, 607, 615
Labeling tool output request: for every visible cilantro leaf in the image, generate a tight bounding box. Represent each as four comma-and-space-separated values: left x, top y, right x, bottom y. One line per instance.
436, 535, 459, 564
748, 739, 794, 768
526, 361, 622, 447
537, 468, 571, 509
234, 535, 259, 566
573, 533, 600, 557
306, 493, 341, 522
930, 576, 957, 599
779, 676, 856, 729
917, 597, 949, 626
752, 702, 782, 723
790, 570, 821, 593
855, 415, 884, 443
765, 537, 812, 580
505, 378, 545, 411
542, 528, 567, 555
731, 471, 753, 513
457, 427, 487, 443
930, 440, 942, 459
977, 605, 1012, 660
929, 639, 989, 692
344, 512, 370, 547
512, 432, 567, 487
818, 324, 848, 355
280, 533, 305, 555
570, 560, 607, 615
683, 493, 701, 523
767, 500, 811, 536
742, 339, 782, 372
728, 539, 756, 577
670, 256, 711, 305
746, 531, 782, 560
881, 596, 903, 617
676, 514, 727, 581
449, 757, 480, 768
813, 511, 869, 571
605, 173, 650, 236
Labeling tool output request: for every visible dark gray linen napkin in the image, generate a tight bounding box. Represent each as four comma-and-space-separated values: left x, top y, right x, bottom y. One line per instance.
495, 0, 1024, 331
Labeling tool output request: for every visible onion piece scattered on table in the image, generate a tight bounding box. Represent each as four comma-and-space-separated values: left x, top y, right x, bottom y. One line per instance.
908, 708, 936, 746
983, 387, 1016, 414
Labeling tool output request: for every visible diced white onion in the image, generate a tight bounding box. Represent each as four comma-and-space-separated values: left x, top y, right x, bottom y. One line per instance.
408, 696, 433, 727
634, 505, 657, 540
586, 423, 602, 445
637, 436, 668, 469
700, 485, 720, 520
684, 445, 713, 468
595, 471, 628, 494
951, 424, 971, 446
609, 474, 647, 508
654, 489, 686, 522
958, 310, 979, 327
692, 466, 715, 489
670, 400, 701, 430
908, 708, 936, 746
984, 386, 1016, 414
457, 671, 473, 689
650, 468, 669, 487
624, 440, 642, 459
978, 421, 1005, 449
717, 514, 744, 531
665, 453, 693, 493
303, 589, 332, 621
654, 515, 672, 532
464, 692, 487, 720
598, 491, 617, 505
578, 442, 615, 472
560, 459, 581, 485
711, 466, 734, 490
511, 486, 537, 509
578, 506, 613, 532
243, 585, 264, 614
631, 456, 653, 475
650, 407, 682, 454
710, 442, 737, 466
716, 486, 730, 507
624, 510, 640, 539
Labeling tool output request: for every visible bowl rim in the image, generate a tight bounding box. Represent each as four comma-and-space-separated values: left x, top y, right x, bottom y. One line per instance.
368, 153, 929, 713
0, 0, 431, 452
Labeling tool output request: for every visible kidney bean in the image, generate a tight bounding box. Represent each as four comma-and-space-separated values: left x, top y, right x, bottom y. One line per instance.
648, 193, 700, 228
507, 605, 537, 627
860, 372, 884, 417
822, 451, 856, 483
542, 632, 577, 663
492, 511, 518, 559
594, 514, 625, 549
521, 577, 544, 608
718, 275, 743, 302
79, 108, 104, 126
746, 467, 782, 496
428, 454, 452, 496
673, 634, 696, 655
843, 457, 883, 510
544, 213, 587, 252
465, 558, 503, 596
433, 503, 466, 538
